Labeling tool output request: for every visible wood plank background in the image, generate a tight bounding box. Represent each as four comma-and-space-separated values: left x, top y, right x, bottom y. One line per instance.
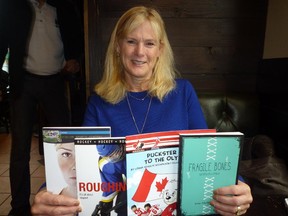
85, 0, 268, 94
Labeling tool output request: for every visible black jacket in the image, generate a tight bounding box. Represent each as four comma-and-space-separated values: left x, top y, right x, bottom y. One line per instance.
0, 0, 83, 98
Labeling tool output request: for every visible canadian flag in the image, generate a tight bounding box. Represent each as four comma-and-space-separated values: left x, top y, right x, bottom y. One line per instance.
132, 169, 177, 203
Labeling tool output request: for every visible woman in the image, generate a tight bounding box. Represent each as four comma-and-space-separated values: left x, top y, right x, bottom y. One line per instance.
55, 143, 77, 199
31, 6, 252, 216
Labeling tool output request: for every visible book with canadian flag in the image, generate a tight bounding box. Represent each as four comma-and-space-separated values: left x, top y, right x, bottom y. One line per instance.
125, 129, 215, 216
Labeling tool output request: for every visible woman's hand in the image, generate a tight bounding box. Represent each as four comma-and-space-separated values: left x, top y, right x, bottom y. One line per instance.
210, 180, 253, 216
31, 190, 82, 216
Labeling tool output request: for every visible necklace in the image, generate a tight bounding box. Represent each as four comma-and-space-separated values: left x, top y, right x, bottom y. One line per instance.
126, 95, 152, 134
128, 92, 149, 101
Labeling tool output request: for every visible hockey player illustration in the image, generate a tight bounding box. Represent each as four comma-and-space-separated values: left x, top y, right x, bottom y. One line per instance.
144, 203, 162, 216
131, 205, 148, 216
92, 144, 127, 216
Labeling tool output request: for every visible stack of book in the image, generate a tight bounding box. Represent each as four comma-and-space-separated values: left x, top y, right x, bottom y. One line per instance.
43, 127, 243, 216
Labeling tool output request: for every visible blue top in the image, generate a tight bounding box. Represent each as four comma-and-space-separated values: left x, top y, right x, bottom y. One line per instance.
83, 79, 208, 136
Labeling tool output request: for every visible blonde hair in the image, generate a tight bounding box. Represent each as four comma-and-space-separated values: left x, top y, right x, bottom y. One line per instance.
95, 6, 179, 104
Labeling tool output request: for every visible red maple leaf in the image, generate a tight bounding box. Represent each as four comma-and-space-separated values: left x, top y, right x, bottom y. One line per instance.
155, 177, 168, 192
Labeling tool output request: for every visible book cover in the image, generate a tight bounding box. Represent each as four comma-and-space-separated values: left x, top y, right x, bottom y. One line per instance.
178, 132, 243, 216
74, 137, 126, 216
42, 127, 111, 199
125, 129, 216, 216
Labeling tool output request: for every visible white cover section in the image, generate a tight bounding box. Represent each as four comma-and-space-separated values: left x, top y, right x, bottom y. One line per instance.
127, 151, 178, 216
44, 143, 69, 194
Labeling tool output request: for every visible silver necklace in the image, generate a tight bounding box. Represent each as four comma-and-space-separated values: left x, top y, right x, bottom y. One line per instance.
126, 95, 152, 134
128, 92, 149, 101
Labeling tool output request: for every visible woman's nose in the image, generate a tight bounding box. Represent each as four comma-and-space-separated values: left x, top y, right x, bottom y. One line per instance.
135, 43, 144, 55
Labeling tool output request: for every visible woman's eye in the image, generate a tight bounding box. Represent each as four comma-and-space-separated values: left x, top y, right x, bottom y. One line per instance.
127, 40, 136, 44
146, 42, 155, 47
62, 152, 71, 158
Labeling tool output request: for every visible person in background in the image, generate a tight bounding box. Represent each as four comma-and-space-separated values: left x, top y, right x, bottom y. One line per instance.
0, 0, 82, 215
31, 6, 252, 216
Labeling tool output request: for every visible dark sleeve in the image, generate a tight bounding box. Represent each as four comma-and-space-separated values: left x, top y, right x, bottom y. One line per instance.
0, 0, 9, 65
57, 0, 83, 61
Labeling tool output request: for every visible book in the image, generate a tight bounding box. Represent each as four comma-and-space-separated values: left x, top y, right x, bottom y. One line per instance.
42, 127, 111, 199
178, 132, 244, 215
125, 129, 216, 216
74, 137, 126, 216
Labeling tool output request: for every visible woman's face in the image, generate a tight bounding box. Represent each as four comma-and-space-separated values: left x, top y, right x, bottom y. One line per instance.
117, 20, 162, 85
56, 143, 76, 187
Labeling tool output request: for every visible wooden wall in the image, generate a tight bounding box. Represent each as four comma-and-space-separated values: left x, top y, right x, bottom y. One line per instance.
85, 0, 268, 94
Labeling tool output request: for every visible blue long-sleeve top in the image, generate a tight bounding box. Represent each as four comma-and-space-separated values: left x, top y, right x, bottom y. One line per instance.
83, 79, 208, 136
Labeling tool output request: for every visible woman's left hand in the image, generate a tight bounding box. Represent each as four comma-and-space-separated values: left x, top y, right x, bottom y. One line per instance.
210, 180, 253, 216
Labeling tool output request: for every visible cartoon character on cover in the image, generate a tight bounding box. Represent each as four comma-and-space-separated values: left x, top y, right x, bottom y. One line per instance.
144, 203, 162, 216
161, 180, 177, 216
131, 205, 148, 216
92, 144, 126, 216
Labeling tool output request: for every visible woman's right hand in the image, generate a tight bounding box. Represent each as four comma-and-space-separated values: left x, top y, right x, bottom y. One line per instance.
31, 190, 82, 216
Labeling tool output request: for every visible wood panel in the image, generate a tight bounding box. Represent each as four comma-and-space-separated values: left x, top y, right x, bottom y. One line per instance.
183, 74, 257, 93
99, 0, 266, 18
85, 0, 268, 93
173, 46, 261, 75
86, 0, 103, 92
99, 17, 265, 47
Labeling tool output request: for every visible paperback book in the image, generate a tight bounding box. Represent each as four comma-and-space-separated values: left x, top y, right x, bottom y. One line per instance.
74, 137, 126, 216
42, 127, 111, 199
178, 132, 243, 215
125, 129, 215, 216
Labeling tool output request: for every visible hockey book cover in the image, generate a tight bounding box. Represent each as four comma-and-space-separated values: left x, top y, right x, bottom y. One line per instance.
42, 127, 111, 200
125, 129, 215, 216
178, 132, 243, 215
74, 137, 126, 216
